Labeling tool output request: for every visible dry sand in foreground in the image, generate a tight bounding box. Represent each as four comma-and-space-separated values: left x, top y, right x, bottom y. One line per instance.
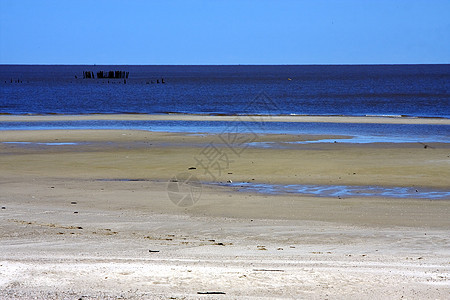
0, 127, 449, 299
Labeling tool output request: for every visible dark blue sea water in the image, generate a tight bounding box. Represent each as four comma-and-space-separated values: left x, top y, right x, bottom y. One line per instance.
1, 64, 449, 117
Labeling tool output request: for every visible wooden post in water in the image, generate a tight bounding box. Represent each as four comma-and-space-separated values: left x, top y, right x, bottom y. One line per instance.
79, 70, 129, 80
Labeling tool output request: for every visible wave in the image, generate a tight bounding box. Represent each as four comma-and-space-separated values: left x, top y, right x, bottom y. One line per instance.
1, 111, 449, 120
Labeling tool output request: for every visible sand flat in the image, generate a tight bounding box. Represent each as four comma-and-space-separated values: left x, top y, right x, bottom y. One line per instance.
1, 113, 450, 124
1, 130, 449, 188
0, 127, 449, 299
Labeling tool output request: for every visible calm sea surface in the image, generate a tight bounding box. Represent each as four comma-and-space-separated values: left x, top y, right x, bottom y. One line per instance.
1, 64, 449, 117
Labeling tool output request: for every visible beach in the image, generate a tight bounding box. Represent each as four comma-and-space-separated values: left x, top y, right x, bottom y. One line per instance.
1, 113, 450, 124
0, 115, 449, 299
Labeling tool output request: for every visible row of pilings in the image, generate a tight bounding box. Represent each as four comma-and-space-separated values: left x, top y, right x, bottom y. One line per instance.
6, 78, 24, 83
3, 78, 167, 84
82, 70, 129, 79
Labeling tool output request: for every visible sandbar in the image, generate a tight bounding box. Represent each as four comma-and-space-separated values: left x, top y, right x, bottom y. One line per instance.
0, 113, 449, 124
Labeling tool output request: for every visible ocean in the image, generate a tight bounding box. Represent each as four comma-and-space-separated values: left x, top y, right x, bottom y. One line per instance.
1, 64, 449, 117
1, 64, 449, 142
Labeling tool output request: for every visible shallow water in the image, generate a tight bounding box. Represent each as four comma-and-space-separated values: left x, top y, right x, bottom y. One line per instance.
222, 182, 450, 200
0, 120, 449, 143
2, 141, 79, 146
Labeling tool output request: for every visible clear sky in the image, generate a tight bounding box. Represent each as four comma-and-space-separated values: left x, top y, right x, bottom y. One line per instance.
1, 0, 449, 65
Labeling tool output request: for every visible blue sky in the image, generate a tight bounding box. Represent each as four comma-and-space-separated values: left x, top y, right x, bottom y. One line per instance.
1, 0, 449, 64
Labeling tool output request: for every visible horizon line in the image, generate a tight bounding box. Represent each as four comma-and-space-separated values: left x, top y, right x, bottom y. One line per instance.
1, 63, 449, 66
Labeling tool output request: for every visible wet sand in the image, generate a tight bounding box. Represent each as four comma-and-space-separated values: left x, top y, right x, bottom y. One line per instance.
1, 113, 450, 124
0, 121, 449, 299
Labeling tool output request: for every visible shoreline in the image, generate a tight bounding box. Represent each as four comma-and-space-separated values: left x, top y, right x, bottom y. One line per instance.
1, 113, 450, 124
